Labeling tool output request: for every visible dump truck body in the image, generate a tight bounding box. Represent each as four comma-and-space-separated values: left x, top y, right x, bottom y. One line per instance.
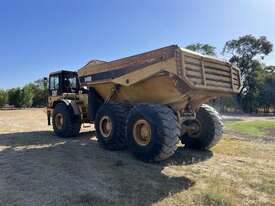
78, 45, 241, 111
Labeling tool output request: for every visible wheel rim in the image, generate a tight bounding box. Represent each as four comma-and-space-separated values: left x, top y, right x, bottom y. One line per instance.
187, 119, 202, 138
133, 119, 152, 146
99, 116, 113, 138
55, 113, 64, 130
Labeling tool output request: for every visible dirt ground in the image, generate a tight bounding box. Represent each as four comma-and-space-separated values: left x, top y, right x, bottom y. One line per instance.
0, 109, 275, 206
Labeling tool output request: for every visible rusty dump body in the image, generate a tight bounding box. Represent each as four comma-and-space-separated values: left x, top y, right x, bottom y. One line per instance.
78, 45, 241, 112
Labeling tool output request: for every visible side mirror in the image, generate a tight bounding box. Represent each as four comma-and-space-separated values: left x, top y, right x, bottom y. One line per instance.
43, 77, 48, 87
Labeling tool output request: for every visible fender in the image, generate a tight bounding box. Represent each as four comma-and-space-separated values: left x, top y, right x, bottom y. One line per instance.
55, 99, 81, 115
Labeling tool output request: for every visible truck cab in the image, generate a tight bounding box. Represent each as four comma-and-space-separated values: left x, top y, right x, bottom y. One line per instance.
48, 70, 80, 96
46, 70, 90, 131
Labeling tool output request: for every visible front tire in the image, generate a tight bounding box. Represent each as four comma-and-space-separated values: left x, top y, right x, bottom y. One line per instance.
52, 103, 81, 138
126, 104, 180, 162
180, 104, 223, 150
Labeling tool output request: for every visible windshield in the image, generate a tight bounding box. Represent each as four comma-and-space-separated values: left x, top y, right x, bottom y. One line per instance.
63, 74, 79, 93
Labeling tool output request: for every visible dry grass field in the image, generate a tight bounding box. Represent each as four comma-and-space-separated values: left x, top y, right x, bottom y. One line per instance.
0, 109, 274, 206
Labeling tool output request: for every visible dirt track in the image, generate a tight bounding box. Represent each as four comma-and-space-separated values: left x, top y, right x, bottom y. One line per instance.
0, 109, 274, 206
0, 109, 197, 206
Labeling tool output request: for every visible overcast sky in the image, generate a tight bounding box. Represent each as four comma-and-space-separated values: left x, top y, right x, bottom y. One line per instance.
0, 0, 274, 89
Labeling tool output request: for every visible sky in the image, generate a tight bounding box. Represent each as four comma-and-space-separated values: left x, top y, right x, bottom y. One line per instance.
0, 0, 275, 89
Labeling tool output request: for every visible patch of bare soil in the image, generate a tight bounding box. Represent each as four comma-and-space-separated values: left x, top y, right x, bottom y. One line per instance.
0, 130, 198, 206
264, 128, 275, 137
0, 109, 275, 206
0, 109, 200, 206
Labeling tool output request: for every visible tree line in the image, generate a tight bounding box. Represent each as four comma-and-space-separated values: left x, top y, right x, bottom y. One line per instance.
0, 34, 274, 113
0, 79, 47, 108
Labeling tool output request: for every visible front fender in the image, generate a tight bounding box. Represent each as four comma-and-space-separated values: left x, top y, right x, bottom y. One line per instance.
56, 99, 81, 115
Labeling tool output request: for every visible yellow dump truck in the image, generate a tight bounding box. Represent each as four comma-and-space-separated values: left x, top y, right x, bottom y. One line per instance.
46, 45, 241, 162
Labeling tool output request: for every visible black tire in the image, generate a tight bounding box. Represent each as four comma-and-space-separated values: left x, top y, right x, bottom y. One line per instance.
126, 104, 180, 162
52, 103, 81, 138
180, 104, 223, 150
95, 102, 129, 150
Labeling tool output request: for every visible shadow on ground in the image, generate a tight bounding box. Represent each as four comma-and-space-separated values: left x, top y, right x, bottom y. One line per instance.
0, 130, 213, 206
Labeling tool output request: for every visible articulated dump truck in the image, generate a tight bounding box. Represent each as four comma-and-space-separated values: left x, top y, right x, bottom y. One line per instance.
46, 45, 241, 162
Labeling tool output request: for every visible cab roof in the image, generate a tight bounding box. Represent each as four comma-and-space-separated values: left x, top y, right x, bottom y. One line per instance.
49, 70, 77, 76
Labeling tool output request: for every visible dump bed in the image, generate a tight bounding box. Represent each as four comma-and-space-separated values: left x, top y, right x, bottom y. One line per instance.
78, 45, 241, 94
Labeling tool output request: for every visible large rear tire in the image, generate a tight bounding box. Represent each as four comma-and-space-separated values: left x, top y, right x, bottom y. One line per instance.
180, 104, 223, 150
126, 104, 180, 162
52, 103, 81, 138
95, 103, 129, 150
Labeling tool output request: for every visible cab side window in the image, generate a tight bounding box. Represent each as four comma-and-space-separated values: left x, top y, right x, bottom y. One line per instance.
49, 75, 60, 95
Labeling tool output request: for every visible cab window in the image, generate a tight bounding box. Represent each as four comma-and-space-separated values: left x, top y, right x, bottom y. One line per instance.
50, 75, 59, 91
63, 75, 78, 93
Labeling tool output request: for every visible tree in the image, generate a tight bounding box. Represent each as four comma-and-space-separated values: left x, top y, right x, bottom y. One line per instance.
223, 35, 273, 113
8, 88, 23, 107
223, 35, 273, 93
5, 79, 47, 108
22, 84, 35, 107
0, 90, 7, 107
32, 79, 48, 107
259, 70, 275, 112
186, 43, 216, 56
240, 62, 264, 113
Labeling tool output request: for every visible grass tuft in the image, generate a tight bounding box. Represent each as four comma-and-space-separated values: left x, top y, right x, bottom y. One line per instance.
197, 192, 233, 206
249, 176, 275, 197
